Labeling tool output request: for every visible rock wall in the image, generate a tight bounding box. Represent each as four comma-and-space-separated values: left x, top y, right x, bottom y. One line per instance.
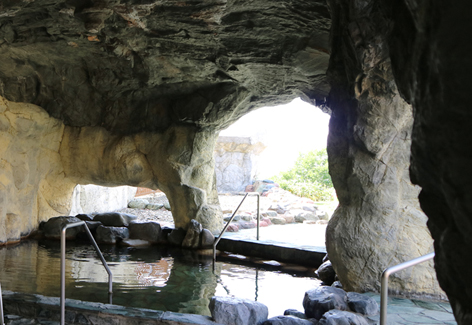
214, 136, 266, 193
0, 97, 75, 243
381, 0, 472, 322
325, 0, 442, 297
0, 96, 222, 243
70, 184, 137, 215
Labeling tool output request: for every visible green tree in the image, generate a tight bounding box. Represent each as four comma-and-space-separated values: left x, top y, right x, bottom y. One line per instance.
273, 149, 335, 201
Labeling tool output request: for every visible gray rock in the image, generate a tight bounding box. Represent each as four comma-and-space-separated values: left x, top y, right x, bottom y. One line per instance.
128, 199, 149, 209
262, 211, 278, 218
262, 315, 315, 325
145, 203, 163, 210
128, 221, 162, 243
75, 214, 93, 221
224, 214, 241, 222
163, 201, 171, 211
182, 219, 202, 248
42, 216, 83, 240
200, 228, 215, 248
284, 309, 307, 319
346, 292, 378, 316
95, 226, 129, 244
238, 220, 257, 229
168, 228, 186, 246
316, 261, 336, 285
303, 286, 348, 320
270, 217, 287, 225
331, 281, 343, 289
93, 212, 136, 227
302, 205, 318, 212
318, 310, 368, 325
209, 296, 268, 325
84, 221, 102, 231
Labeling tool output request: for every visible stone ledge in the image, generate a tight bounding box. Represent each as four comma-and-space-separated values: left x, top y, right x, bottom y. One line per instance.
2, 291, 222, 325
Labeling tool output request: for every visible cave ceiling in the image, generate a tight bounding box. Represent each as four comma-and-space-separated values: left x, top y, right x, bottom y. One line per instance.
0, 0, 331, 134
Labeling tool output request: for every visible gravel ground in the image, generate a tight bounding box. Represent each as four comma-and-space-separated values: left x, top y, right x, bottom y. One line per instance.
115, 192, 273, 227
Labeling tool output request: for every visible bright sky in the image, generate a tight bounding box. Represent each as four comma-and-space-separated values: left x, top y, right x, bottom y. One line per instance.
219, 98, 331, 179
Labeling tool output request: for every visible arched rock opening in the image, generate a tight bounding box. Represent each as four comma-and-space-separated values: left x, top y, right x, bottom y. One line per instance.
1, 0, 465, 317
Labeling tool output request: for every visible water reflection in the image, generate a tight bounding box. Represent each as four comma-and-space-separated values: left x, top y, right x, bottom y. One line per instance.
0, 240, 318, 317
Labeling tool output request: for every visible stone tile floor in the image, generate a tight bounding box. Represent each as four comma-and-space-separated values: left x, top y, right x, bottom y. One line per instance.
364, 293, 457, 325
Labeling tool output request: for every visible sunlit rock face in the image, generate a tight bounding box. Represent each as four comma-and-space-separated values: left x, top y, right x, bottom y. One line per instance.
381, 1, 472, 323
0, 0, 330, 239
324, 0, 443, 297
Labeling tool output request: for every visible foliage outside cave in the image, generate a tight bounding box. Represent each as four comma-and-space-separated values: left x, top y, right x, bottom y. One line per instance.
273, 149, 335, 202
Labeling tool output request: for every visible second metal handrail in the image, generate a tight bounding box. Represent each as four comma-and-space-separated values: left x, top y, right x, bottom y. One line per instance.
380, 252, 435, 325
61, 221, 113, 325
213, 192, 260, 261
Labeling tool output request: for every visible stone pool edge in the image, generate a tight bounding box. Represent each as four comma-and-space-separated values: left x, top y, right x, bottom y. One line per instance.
3, 290, 222, 325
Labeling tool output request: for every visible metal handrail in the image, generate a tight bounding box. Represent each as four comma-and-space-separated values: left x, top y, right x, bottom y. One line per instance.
380, 252, 435, 325
0, 283, 4, 325
213, 192, 261, 261
61, 221, 113, 325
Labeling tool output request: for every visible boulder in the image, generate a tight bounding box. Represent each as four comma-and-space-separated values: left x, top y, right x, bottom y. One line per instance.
75, 214, 93, 221
291, 210, 319, 222
346, 292, 378, 316
262, 315, 315, 325
95, 226, 129, 244
238, 220, 257, 229
168, 228, 186, 246
270, 217, 287, 225
128, 221, 162, 243
42, 216, 83, 240
316, 261, 336, 285
128, 199, 149, 209
226, 224, 239, 232
282, 215, 295, 223
93, 213, 137, 227
182, 219, 203, 248
224, 215, 241, 222
303, 286, 348, 320
209, 296, 268, 325
331, 281, 343, 289
318, 310, 368, 325
145, 203, 163, 210
284, 310, 307, 319
200, 228, 215, 248
262, 211, 278, 218
163, 201, 171, 211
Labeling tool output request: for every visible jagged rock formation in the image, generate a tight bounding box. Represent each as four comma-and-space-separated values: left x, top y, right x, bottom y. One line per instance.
2, 1, 472, 323
0, 0, 330, 235
324, 0, 441, 297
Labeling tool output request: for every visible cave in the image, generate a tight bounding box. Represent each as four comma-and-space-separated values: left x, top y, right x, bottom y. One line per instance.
0, 0, 471, 323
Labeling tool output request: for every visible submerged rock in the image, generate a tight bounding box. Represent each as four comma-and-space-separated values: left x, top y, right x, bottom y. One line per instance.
262, 315, 315, 325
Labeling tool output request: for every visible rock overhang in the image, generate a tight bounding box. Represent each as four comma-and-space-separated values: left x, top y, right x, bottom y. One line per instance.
0, 0, 331, 134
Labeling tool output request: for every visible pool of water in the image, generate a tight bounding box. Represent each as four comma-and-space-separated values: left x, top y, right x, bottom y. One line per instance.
0, 240, 320, 317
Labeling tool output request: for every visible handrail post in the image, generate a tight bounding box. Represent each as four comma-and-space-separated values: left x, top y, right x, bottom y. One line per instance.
380, 252, 435, 325
0, 283, 4, 325
61, 221, 113, 325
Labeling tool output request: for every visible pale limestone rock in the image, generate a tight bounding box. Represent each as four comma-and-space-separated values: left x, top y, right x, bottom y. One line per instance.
214, 136, 266, 192
0, 97, 75, 243
70, 184, 137, 215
